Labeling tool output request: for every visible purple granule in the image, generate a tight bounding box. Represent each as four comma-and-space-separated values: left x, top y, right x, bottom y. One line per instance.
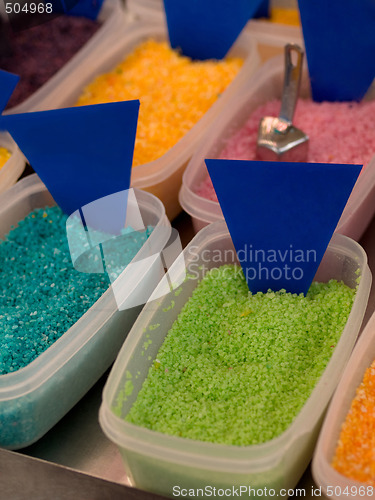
1, 15, 100, 109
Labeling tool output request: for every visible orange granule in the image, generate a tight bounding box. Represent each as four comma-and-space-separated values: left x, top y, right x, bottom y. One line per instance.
332, 360, 375, 485
75, 39, 243, 167
0, 147, 11, 170
269, 7, 300, 26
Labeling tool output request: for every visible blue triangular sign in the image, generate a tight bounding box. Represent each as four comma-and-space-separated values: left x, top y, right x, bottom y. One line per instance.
0, 70, 20, 114
205, 159, 361, 294
163, 0, 264, 60
66, 0, 105, 19
298, 0, 375, 101
0, 101, 140, 228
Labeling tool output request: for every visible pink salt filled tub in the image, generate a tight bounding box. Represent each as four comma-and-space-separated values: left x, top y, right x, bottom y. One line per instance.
179, 55, 375, 240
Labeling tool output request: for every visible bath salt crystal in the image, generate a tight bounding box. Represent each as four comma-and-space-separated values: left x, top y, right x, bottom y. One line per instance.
1, 16, 100, 109
196, 99, 375, 201
332, 358, 375, 485
0, 206, 152, 375
123, 264, 355, 446
75, 39, 243, 167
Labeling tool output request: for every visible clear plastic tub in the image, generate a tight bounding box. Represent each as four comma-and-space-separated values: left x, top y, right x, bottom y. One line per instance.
5, 0, 126, 114
179, 55, 375, 241
99, 221, 371, 499
312, 311, 375, 499
5, 14, 260, 220
0, 174, 172, 450
0, 131, 25, 194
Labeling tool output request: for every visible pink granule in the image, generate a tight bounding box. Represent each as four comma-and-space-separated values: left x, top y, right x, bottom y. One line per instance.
196, 99, 375, 202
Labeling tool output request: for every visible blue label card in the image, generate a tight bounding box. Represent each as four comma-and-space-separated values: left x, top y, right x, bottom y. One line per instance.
0, 100, 139, 233
205, 159, 361, 294
163, 0, 264, 60
0, 70, 20, 114
298, 0, 375, 102
254, 0, 270, 18
66, 0, 105, 19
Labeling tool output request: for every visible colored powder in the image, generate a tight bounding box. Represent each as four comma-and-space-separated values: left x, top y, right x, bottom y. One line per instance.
196, 99, 375, 201
0, 206, 152, 375
75, 39, 243, 167
0, 147, 11, 169
332, 359, 375, 485
1, 16, 100, 109
123, 265, 355, 446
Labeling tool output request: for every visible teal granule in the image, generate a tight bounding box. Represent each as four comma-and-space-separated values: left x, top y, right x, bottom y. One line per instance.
0, 206, 152, 375
125, 264, 356, 446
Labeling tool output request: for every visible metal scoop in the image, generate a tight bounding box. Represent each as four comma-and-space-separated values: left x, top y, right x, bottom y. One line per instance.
256, 44, 309, 162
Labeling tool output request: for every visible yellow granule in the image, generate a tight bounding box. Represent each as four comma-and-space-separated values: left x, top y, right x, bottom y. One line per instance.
0, 147, 11, 170
269, 7, 300, 26
75, 39, 243, 167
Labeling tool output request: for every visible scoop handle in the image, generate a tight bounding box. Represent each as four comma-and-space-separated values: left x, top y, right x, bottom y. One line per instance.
279, 44, 304, 125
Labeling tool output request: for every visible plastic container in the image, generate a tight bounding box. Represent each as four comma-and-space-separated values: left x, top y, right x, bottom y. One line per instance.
0, 132, 25, 194
179, 55, 375, 241
312, 311, 375, 499
5, 12, 260, 220
5, 0, 126, 114
99, 221, 371, 499
0, 174, 172, 450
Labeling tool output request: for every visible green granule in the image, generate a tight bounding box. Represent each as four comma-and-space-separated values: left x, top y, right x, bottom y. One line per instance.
124, 264, 356, 446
